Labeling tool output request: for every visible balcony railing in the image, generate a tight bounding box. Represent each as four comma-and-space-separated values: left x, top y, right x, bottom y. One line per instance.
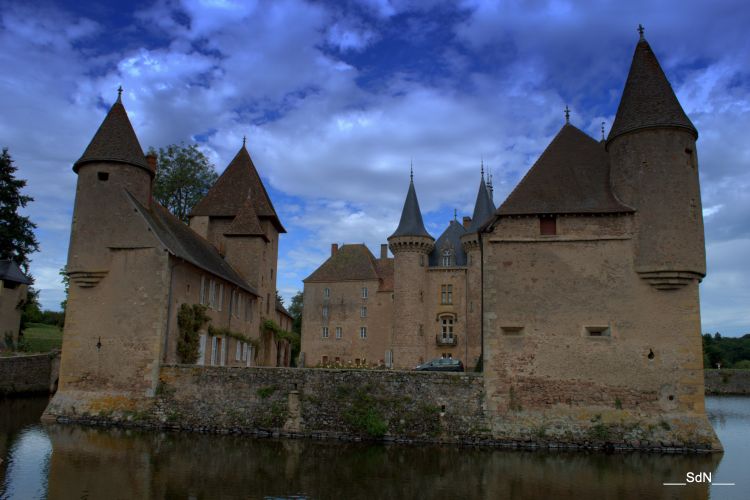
436, 334, 457, 346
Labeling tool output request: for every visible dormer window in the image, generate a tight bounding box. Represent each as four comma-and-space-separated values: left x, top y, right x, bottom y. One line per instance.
441, 248, 454, 267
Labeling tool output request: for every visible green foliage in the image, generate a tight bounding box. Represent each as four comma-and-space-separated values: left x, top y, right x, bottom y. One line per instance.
177, 304, 210, 364
208, 325, 260, 348
734, 360, 750, 370
151, 143, 218, 223
256, 386, 277, 399
19, 323, 62, 352
262, 319, 300, 353
0, 147, 39, 274
59, 265, 69, 314
288, 291, 303, 335
703, 333, 750, 368
343, 388, 388, 438
19, 287, 41, 332
614, 398, 623, 410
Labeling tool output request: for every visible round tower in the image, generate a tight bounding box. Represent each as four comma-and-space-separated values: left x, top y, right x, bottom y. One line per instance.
607, 31, 705, 289
387, 171, 433, 369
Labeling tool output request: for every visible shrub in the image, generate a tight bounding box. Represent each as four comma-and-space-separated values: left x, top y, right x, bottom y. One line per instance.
176, 304, 209, 364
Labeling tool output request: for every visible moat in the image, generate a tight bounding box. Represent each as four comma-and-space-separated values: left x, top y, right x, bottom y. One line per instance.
0, 396, 747, 499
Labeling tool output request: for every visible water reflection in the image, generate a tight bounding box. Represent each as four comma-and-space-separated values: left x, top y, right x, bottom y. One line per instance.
3, 396, 748, 499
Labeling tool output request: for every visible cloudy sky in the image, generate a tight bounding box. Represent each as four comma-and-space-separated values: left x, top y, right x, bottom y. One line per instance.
1, 0, 748, 336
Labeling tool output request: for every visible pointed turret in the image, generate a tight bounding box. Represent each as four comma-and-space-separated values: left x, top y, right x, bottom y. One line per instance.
467, 173, 496, 232
607, 31, 696, 144
389, 174, 432, 239
74, 91, 151, 175
191, 144, 285, 233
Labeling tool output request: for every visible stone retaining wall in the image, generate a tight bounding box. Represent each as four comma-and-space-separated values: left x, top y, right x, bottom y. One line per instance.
0, 352, 59, 395
704, 369, 750, 395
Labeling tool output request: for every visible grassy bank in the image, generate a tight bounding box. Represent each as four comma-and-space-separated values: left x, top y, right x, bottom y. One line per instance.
21, 323, 63, 352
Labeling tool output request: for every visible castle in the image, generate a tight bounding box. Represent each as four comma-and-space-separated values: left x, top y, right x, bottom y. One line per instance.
49, 92, 293, 410
46, 30, 719, 450
301, 29, 713, 429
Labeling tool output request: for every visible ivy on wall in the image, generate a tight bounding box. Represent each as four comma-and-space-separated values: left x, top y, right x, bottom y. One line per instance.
176, 304, 210, 364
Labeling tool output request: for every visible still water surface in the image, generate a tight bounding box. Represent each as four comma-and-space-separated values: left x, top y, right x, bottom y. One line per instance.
0, 396, 747, 499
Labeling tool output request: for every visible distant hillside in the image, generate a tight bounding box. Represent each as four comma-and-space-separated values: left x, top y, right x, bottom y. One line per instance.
703, 333, 750, 369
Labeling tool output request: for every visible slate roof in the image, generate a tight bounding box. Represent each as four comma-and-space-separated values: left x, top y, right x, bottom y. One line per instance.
191, 146, 285, 233
0, 260, 31, 285
224, 194, 267, 239
126, 193, 258, 296
608, 38, 697, 143
74, 96, 151, 174
497, 124, 634, 216
389, 178, 433, 239
304, 244, 393, 288
467, 176, 496, 232
429, 220, 468, 267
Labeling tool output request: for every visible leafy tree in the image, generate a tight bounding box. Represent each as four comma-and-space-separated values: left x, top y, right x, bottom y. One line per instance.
0, 147, 39, 274
288, 291, 303, 335
275, 290, 284, 307
151, 143, 218, 223
59, 265, 69, 312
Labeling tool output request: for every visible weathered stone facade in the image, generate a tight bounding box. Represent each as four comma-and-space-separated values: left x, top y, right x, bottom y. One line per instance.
0, 351, 59, 395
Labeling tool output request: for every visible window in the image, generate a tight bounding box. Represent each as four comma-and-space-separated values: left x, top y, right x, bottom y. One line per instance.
266, 293, 270, 314
322, 327, 329, 338
218, 284, 224, 311
419, 254, 424, 266
360, 327, 367, 339
270, 268, 274, 280
540, 216, 556, 235
322, 306, 329, 319
236, 292, 242, 318
197, 334, 207, 366
441, 316, 454, 339
385, 350, 393, 368
208, 279, 217, 309
324, 287, 330, 298
245, 296, 253, 322
441, 248, 453, 267
200, 276, 206, 305
586, 326, 611, 337
361, 287, 368, 298
322, 356, 329, 364
360, 306, 367, 318
335, 327, 342, 339
242, 342, 248, 362
441, 284, 453, 305
235, 340, 242, 361
97, 171, 109, 181
501, 326, 524, 336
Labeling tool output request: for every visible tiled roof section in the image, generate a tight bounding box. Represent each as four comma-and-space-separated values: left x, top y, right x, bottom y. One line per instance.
429, 220, 467, 267
74, 97, 151, 174
468, 177, 496, 232
389, 179, 432, 239
608, 38, 697, 143
304, 244, 380, 283
0, 260, 31, 285
224, 194, 267, 239
191, 146, 285, 233
498, 124, 634, 216
126, 193, 258, 296
276, 299, 292, 319
375, 258, 394, 292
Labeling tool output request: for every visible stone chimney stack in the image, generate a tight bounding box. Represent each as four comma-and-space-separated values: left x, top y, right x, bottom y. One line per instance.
462, 217, 472, 229
380, 244, 388, 260
331, 243, 338, 257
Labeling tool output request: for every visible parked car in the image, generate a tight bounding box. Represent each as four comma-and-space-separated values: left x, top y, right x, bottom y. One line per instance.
415, 358, 464, 372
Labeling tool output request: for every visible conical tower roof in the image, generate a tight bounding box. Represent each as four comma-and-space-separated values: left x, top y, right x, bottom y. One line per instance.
389, 175, 432, 239
499, 123, 633, 216
607, 32, 697, 143
467, 174, 496, 232
73, 92, 150, 174
191, 145, 285, 232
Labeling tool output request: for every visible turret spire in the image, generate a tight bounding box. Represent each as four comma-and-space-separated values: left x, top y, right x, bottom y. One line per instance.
467, 167, 496, 233
389, 169, 432, 239
638, 23, 645, 40
564, 105, 570, 123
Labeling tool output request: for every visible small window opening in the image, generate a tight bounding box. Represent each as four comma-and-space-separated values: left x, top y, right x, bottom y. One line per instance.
441, 405, 446, 412
97, 171, 109, 181
668, 395, 674, 401
540, 216, 556, 235
648, 349, 655, 360
586, 326, 611, 337
501, 326, 524, 336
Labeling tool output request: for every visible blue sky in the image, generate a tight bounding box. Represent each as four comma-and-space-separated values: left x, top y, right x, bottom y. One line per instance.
1, 0, 748, 336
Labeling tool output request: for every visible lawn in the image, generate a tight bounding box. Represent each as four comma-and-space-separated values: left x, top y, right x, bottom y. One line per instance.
21, 323, 63, 353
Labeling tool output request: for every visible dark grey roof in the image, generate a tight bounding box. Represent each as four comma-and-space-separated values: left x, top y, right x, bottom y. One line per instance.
0, 260, 31, 285
74, 96, 152, 174
607, 38, 697, 143
497, 124, 634, 216
276, 299, 292, 319
389, 179, 432, 239
126, 193, 258, 296
429, 220, 467, 267
468, 176, 496, 232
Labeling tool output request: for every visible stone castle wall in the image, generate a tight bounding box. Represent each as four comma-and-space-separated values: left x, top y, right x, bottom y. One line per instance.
0, 352, 59, 395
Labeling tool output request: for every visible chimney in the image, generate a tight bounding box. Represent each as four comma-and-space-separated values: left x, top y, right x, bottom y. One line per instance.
462, 216, 472, 229
331, 243, 338, 256
380, 244, 388, 260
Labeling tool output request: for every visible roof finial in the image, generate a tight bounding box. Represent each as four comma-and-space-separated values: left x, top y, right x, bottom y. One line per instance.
638, 24, 645, 40
410, 159, 413, 182
564, 105, 570, 123
454, 208, 457, 221
117, 85, 123, 101
242, 135, 246, 147
481, 156, 485, 179
601, 121, 606, 141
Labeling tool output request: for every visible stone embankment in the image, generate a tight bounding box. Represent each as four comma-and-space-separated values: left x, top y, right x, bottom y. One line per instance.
0, 351, 60, 395
704, 369, 750, 395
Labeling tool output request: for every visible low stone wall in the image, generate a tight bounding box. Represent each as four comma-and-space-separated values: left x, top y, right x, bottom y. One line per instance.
704, 369, 750, 395
0, 352, 59, 395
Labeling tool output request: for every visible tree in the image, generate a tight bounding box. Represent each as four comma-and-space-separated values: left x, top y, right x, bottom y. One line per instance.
59, 265, 69, 312
0, 147, 39, 274
288, 291, 303, 335
151, 143, 218, 222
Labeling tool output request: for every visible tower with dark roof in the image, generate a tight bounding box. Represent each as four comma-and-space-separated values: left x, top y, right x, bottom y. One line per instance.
607, 32, 705, 288
387, 172, 434, 367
